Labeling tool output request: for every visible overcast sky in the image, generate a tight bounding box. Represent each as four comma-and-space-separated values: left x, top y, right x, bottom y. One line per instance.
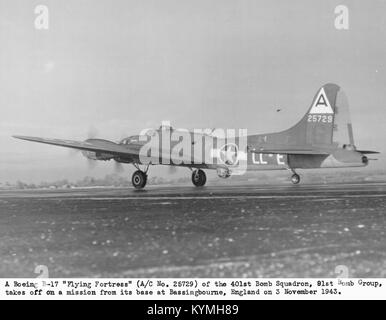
0, 0, 385, 182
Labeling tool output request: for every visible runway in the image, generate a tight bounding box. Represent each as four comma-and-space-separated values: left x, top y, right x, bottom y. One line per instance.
1, 182, 386, 277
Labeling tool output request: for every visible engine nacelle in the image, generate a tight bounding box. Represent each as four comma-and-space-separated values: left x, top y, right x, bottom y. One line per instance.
217, 167, 231, 179
81, 151, 114, 161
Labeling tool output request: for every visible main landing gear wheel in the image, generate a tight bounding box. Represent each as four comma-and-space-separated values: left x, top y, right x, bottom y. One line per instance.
191, 169, 206, 187
132, 170, 147, 189
291, 173, 300, 185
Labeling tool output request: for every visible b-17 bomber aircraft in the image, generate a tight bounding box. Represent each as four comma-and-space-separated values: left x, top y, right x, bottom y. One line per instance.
14, 83, 378, 189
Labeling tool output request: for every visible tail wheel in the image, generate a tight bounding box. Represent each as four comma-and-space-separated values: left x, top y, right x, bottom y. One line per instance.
132, 170, 147, 189
291, 173, 300, 185
191, 169, 206, 187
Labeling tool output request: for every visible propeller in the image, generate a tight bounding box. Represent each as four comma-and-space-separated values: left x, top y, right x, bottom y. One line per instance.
68, 126, 126, 174
86, 158, 97, 170
114, 161, 125, 173
68, 126, 100, 157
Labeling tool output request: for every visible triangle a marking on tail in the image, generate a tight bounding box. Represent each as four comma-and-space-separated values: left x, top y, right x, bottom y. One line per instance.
309, 87, 334, 114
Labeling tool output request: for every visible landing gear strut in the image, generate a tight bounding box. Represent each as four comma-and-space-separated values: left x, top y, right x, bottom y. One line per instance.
191, 169, 206, 187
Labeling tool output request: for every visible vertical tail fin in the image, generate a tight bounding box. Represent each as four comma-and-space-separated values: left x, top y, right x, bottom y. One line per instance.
303, 83, 355, 148
303, 83, 338, 146
259, 83, 355, 148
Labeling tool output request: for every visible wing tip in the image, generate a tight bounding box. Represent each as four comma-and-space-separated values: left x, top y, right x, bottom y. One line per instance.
12, 135, 34, 141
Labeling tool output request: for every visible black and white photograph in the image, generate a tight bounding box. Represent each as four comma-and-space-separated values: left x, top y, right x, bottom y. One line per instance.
0, 0, 385, 304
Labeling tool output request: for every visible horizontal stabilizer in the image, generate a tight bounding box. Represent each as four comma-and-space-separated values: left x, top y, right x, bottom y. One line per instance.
248, 145, 329, 155
357, 150, 380, 154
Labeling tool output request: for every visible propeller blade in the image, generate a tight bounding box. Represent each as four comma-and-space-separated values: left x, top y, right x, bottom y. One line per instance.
114, 161, 124, 173
87, 158, 97, 170
68, 126, 100, 157
68, 148, 80, 157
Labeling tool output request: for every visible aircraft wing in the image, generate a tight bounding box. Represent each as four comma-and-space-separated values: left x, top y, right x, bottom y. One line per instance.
12, 135, 140, 157
12, 135, 201, 164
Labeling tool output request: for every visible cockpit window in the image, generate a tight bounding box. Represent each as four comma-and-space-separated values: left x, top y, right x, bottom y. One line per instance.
145, 129, 157, 137
120, 136, 140, 144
